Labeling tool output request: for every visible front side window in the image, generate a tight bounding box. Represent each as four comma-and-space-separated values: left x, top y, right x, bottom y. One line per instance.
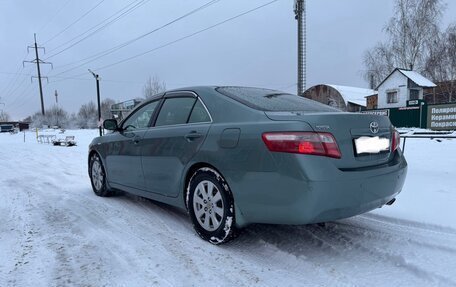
387, 91, 398, 103
155, 97, 196, 127
122, 101, 159, 131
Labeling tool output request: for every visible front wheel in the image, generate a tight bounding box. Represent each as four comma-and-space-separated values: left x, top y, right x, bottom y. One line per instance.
89, 153, 113, 197
187, 168, 237, 244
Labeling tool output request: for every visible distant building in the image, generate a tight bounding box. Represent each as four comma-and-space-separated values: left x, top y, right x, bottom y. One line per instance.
110, 99, 143, 121
376, 68, 436, 109
0, 121, 29, 132
365, 94, 378, 110
303, 84, 376, 112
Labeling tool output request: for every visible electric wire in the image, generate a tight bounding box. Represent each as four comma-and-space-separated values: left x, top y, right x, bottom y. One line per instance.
44, 0, 150, 59
42, 0, 106, 45
49, 0, 222, 77
56, 0, 280, 78
36, 0, 72, 35
94, 0, 280, 73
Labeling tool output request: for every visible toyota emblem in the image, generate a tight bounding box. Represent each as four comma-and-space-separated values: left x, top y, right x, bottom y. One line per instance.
370, 122, 379, 134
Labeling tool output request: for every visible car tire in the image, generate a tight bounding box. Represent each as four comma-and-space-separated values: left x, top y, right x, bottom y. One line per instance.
187, 168, 237, 245
89, 153, 113, 197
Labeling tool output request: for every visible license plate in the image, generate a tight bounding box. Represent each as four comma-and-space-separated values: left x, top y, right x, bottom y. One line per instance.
354, 136, 389, 154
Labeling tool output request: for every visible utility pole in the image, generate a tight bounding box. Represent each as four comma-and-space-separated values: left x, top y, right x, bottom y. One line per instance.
294, 0, 306, 96
88, 69, 102, 137
23, 34, 52, 116
55, 90, 59, 127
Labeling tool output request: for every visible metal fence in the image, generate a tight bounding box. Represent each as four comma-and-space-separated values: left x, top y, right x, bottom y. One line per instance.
400, 131, 456, 153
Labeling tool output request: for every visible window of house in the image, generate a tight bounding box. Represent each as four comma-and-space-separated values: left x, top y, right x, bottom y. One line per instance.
387, 91, 398, 104
409, 89, 420, 100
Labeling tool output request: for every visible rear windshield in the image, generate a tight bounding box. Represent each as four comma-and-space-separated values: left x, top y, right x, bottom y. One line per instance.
216, 87, 340, 112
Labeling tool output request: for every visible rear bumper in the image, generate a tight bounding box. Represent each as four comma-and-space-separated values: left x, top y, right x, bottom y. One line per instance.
231, 153, 408, 227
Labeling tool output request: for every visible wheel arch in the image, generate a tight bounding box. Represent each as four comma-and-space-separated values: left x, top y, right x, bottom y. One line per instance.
183, 162, 222, 208
183, 162, 248, 228
88, 149, 110, 185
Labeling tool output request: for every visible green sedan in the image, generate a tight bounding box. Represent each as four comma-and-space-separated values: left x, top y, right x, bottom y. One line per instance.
88, 86, 407, 244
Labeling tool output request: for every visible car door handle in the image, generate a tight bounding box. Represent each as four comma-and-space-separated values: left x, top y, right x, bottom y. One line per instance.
132, 136, 141, 144
184, 131, 203, 141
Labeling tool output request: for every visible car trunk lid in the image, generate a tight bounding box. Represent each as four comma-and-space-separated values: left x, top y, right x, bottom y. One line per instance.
265, 111, 394, 169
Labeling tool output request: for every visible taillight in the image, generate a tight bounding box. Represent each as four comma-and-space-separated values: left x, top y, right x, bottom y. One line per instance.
391, 129, 401, 152
262, 132, 341, 159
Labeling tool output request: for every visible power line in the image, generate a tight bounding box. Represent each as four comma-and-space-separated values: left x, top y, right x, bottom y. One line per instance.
0, 47, 31, 100
44, 0, 150, 60
0, 71, 32, 76
3, 72, 31, 106
42, 0, 106, 45
49, 75, 145, 85
0, 65, 33, 103
49, 0, 222, 77
66, 0, 280, 76
37, 0, 73, 35
7, 82, 36, 112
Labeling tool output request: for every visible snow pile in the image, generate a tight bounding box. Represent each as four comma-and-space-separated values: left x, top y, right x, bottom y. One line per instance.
0, 130, 455, 286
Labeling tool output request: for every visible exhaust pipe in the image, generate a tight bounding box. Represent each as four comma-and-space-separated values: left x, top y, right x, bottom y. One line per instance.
386, 198, 396, 206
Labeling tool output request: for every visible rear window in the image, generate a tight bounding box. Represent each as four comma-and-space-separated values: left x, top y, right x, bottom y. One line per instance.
216, 87, 340, 112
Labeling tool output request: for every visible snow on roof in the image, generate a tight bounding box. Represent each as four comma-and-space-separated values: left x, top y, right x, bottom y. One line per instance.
327, 85, 377, 107
398, 69, 436, 87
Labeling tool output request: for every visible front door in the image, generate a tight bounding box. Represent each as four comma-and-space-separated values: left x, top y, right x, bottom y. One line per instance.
105, 100, 160, 190
141, 93, 212, 197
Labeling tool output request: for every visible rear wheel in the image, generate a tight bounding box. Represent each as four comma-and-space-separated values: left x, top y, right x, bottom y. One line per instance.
187, 168, 237, 244
89, 153, 113, 197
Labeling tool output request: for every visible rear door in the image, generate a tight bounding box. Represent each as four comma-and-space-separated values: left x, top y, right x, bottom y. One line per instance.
105, 100, 160, 190
141, 92, 212, 197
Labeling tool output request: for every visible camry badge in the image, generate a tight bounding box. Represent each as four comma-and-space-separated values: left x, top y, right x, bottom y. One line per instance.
370, 122, 379, 134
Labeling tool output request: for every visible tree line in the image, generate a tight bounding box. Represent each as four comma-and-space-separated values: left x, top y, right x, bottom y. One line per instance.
25, 76, 166, 129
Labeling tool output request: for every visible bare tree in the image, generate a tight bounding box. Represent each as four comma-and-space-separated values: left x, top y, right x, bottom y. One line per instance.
363, 0, 444, 87
29, 107, 69, 128
0, 110, 10, 121
101, 98, 116, 121
425, 24, 456, 102
143, 76, 166, 99
48, 106, 69, 127
77, 101, 98, 129
364, 43, 396, 88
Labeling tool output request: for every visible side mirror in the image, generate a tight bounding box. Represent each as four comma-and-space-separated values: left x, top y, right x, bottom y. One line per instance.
103, 119, 118, 131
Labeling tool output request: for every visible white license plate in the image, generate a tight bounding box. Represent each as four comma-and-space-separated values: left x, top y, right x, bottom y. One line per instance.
354, 136, 390, 154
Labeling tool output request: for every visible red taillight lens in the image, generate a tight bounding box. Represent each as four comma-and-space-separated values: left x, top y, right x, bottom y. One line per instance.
391, 129, 401, 152
262, 132, 341, 159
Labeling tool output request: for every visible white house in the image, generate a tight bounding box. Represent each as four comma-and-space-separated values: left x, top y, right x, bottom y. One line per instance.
376, 68, 436, 109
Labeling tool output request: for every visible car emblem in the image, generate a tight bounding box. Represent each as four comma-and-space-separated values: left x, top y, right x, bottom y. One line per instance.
370, 121, 379, 134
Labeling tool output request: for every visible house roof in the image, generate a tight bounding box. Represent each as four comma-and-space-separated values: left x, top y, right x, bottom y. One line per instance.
327, 85, 376, 107
376, 68, 436, 89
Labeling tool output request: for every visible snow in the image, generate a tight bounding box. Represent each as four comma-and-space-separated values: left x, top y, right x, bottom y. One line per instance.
1, 129, 456, 286
328, 84, 377, 107
398, 69, 437, 88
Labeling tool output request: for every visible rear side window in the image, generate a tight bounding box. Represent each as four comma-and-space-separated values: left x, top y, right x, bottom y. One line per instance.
216, 87, 340, 112
155, 97, 196, 126
188, 100, 211, 123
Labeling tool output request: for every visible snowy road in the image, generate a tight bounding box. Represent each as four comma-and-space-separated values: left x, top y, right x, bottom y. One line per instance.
1, 130, 455, 286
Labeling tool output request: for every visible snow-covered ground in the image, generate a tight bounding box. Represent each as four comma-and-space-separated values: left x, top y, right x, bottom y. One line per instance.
0, 129, 455, 287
